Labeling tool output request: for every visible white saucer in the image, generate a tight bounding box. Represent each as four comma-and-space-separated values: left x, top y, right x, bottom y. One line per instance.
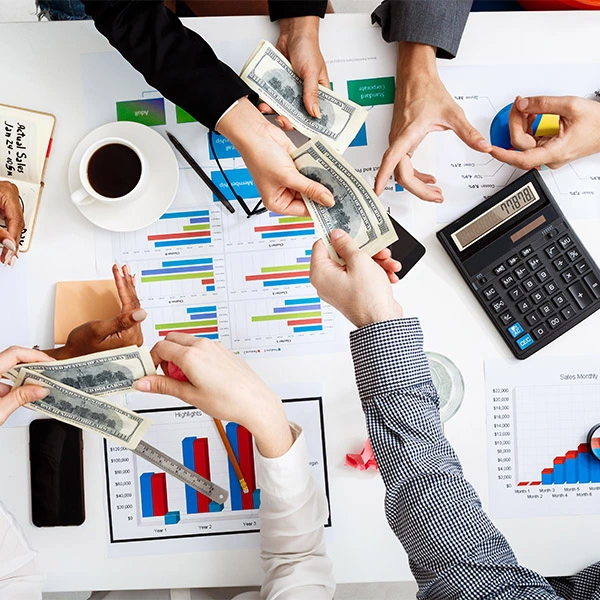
68, 121, 179, 232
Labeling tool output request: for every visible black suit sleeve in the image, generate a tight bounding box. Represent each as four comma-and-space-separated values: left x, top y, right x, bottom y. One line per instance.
268, 1, 328, 21
82, 0, 256, 131
372, 0, 473, 59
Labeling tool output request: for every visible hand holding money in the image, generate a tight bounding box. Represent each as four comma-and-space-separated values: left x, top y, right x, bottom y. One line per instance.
291, 138, 398, 264
241, 40, 367, 154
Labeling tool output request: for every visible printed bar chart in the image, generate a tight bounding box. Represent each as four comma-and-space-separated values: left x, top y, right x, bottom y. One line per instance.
141, 257, 216, 292
251, 298, 323, 333
522, 443, 600, 486
225, 423, 259, 511
150, 210, 212, 248
244, 252, 311, 287
255, 213, 315, 240
155, 305, 220, 340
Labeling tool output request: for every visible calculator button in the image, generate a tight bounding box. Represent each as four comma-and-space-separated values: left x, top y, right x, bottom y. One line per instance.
506, 255, 520, 267
527, 256, 542, 271
526, 312, 541, 326
536, 268, 550, 283
500, 274, 516, 288
507, 322, 525, 338
514, 266, 529, 280
552, 293, 567, 308
544, 280, 559, 295
509, 287, 523, 301
584, 273, 600, 299
522, 277, 537, 292
491, 299, 507, 313
532, 324, 549, 340
479, 276, 488, 284
520, 246, 534, 258
558, 235, 573, 250
553, 257, 568, 271
516, 333, 534, 350
567, 247, 582, 262
530, 290, 545, 304
548, 315, 562, 329
494, 264, 507, 276
574, 259, 590, 275
539, 302, 554, 317
517, 299, 532, 314
545, 244, 559, 259
482, 286, 498, 301
568, 281, 593, 309
562, 269, 576, 284
561, 305, 576, 320
500, 311, 514, 326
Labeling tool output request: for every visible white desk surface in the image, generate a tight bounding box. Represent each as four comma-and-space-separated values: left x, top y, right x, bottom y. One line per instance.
0, 11, 599, 593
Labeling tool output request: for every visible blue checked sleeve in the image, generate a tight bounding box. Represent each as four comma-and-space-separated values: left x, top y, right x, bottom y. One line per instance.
349, 318, 562, 599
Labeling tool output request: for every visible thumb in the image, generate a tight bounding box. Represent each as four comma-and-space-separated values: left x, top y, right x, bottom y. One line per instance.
0, 385, 49, 425
134, 374, 194, 403
516, 95, 575, 116
289, 171, 334, 208
302, 71, 321, 119
99, 309, 147, 337
329, 229, 362, 267
452, 112, 492, 153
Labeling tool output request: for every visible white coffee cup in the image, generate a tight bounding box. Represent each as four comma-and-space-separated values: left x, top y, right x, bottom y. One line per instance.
71, 137, 148, 206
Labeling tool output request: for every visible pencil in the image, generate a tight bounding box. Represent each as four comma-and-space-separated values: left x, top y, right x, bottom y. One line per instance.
214, 418, 249, 494
165, 131, 236, 214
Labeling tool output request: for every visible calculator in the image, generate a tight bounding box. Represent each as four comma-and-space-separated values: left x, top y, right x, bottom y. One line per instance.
437, 170, 600, 359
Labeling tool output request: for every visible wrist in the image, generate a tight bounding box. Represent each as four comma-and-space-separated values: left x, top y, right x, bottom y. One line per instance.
397, 42, 438, 85
216, 97, 271, 152
278, 16, 320, 39
249, 401, 294, 459
354, 302, 404, 329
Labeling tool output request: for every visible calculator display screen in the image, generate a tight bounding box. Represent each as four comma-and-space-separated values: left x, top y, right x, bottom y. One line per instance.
452, 182, 541, 251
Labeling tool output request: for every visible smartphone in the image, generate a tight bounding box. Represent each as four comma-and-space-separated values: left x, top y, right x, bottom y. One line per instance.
388, 215, 426, 279
29, 419, 85, 527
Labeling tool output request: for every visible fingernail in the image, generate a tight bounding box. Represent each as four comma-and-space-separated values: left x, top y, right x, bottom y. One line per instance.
479, 139, 492, 151
517, 97, 529, 110
134, 380, 150, 392
275, 119, 284, 128
321, 193, 335, 207
132, 309, 147, 322
330, 229, 344, 241
312, 104, 321, 119
2, 239, 16, 252
9, 255, 17, 268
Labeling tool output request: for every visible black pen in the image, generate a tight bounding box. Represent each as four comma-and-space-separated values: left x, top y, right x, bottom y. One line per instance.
166, 131, 235, 214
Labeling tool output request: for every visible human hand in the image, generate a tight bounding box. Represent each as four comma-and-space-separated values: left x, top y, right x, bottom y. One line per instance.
134, 334, 293, 458
259, 16, 329, 127
490, 96, 600, 169
218, 98, 334, 216
374, 42, 491, 202
0, 347, 53, 425
0, 181, 24, 267
310, 229, 403, 328
46, 264, 147, 360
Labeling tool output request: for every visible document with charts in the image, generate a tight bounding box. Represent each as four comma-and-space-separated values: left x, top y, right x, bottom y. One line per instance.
485, 355, 600, 519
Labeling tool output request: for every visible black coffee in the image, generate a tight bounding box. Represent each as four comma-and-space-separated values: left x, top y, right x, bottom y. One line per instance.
87, 143, 142, 198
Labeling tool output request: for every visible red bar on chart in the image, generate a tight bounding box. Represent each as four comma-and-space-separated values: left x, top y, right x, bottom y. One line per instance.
151, 473, 168, 516
517, 481, 529, 486
237, 425, 257, 510
193, 438, 211, 513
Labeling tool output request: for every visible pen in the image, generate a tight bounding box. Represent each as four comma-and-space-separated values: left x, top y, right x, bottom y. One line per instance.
166, 130, 235, 214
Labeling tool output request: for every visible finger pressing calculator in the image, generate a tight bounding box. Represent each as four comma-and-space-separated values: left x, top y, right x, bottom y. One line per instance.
437, 170, 600, 359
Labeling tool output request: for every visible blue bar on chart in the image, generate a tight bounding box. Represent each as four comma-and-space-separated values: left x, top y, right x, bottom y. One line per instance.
140, 472, 154, 517
182, 437, 199, 514
164, 511, 181, 525
225, 422, 260, 511
148, 210, 212, 248
141, 257, 215, 292
244, 251, 313, 288
532, 442, 600, 486
250, 297, 323, 333
155, 305, 219, 341
253, 213, 315, 240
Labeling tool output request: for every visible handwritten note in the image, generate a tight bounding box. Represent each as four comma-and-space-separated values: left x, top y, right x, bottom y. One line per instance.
2, 118, 34, 182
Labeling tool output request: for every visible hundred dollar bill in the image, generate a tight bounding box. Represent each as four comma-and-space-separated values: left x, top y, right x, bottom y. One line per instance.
240, 40, 367, 154
13, 369, 150, 449
3, 346, 155, 395
291, 138, 398, 264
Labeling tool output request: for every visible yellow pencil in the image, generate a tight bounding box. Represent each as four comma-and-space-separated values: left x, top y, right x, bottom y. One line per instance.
214, 418, 249, 494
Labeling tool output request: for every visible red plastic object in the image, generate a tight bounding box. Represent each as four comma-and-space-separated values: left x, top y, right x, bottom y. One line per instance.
167, 362, 189, 382
345, 439, 378, 471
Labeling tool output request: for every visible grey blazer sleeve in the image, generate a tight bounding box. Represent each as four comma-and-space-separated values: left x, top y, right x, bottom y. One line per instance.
372, 0, 473, 59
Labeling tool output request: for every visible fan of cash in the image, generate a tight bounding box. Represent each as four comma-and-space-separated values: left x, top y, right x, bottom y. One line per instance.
241, 40, 398, 264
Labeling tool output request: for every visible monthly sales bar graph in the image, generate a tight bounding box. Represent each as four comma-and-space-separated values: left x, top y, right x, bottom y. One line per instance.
155, 305, 219, 340
140, 472, 169, 517
226, 423, 260, 511
149, 210, 212, 248
251, 297, 323, 333
253, 213, 315, 240
518, 442, 600, 486
245, 250, 313, 287
141, 257, 216, 292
